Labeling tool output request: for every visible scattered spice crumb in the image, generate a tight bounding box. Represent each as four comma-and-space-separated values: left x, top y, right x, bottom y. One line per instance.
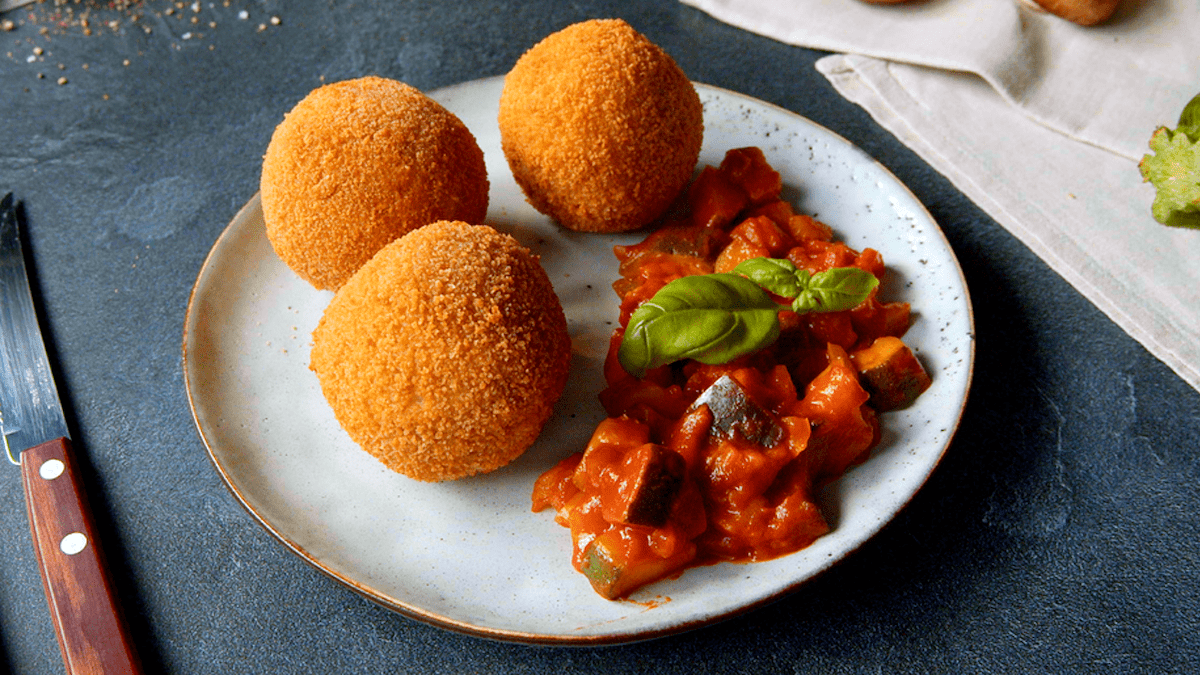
8, 1, 285, 89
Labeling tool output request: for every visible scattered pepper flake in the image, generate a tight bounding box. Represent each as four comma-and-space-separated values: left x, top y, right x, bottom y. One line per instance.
10, 1, 285, 77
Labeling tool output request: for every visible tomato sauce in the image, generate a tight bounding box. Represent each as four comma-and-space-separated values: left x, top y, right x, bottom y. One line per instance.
531, 147, 931, 599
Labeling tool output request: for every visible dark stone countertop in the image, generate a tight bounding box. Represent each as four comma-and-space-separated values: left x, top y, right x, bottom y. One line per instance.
1, 1, 1196, 673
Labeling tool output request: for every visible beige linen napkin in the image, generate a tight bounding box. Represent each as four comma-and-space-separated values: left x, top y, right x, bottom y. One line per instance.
681, 0, 1200, 392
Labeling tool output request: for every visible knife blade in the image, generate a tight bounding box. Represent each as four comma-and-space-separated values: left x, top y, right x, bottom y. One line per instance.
0, 0, 38, 14
1, 194, 143, 675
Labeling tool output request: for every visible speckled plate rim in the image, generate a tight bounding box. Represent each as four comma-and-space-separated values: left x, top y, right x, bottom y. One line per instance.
182, 76, 974, 645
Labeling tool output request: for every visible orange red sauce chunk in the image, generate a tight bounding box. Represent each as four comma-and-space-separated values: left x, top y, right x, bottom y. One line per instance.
531, 147, 931, 600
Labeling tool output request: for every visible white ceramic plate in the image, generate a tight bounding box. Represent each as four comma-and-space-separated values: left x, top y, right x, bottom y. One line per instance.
183, 76, 974, 644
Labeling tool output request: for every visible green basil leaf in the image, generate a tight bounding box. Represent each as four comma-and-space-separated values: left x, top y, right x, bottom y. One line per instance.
791, 267, 879, 313
618, 273, 782, 378
731, 257, 803, 298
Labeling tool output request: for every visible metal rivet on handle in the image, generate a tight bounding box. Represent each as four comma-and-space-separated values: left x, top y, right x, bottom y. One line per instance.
60, 532, 87, 555
39, 458, 65, 480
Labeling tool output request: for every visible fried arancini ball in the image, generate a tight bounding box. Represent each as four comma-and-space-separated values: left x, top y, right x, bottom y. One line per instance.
309, 220, 572, 482
498, 19, 703, 233
261, 76, 489, 290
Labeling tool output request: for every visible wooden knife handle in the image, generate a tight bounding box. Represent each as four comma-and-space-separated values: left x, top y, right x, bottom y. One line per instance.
21, 437, 143, 675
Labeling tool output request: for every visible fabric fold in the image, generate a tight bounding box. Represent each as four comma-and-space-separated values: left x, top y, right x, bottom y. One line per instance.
680, 0, 1200, 392
680, 0, 1197, 159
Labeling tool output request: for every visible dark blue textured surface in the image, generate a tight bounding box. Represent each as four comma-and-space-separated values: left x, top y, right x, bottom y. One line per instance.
1, 1, 1197, 672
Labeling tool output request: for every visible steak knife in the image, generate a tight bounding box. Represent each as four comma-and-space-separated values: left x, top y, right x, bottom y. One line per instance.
0, 194, 142, 674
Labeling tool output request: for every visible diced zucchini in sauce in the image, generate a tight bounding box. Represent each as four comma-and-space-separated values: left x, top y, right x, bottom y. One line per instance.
581, 530, 696, 600
600, 443, 686, 527
851, 336, 931, 411
688, 374, 784, 447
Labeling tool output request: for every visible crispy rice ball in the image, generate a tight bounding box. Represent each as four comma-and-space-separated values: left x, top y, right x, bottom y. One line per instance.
309, 220, 572, 482
261, 76, 489, 290
498, 19, 703, 233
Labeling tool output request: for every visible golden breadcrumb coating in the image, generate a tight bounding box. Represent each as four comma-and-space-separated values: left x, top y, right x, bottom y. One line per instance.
309, 221, 572, 482
261, 76, 489, 290
498, 18, 703, 233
